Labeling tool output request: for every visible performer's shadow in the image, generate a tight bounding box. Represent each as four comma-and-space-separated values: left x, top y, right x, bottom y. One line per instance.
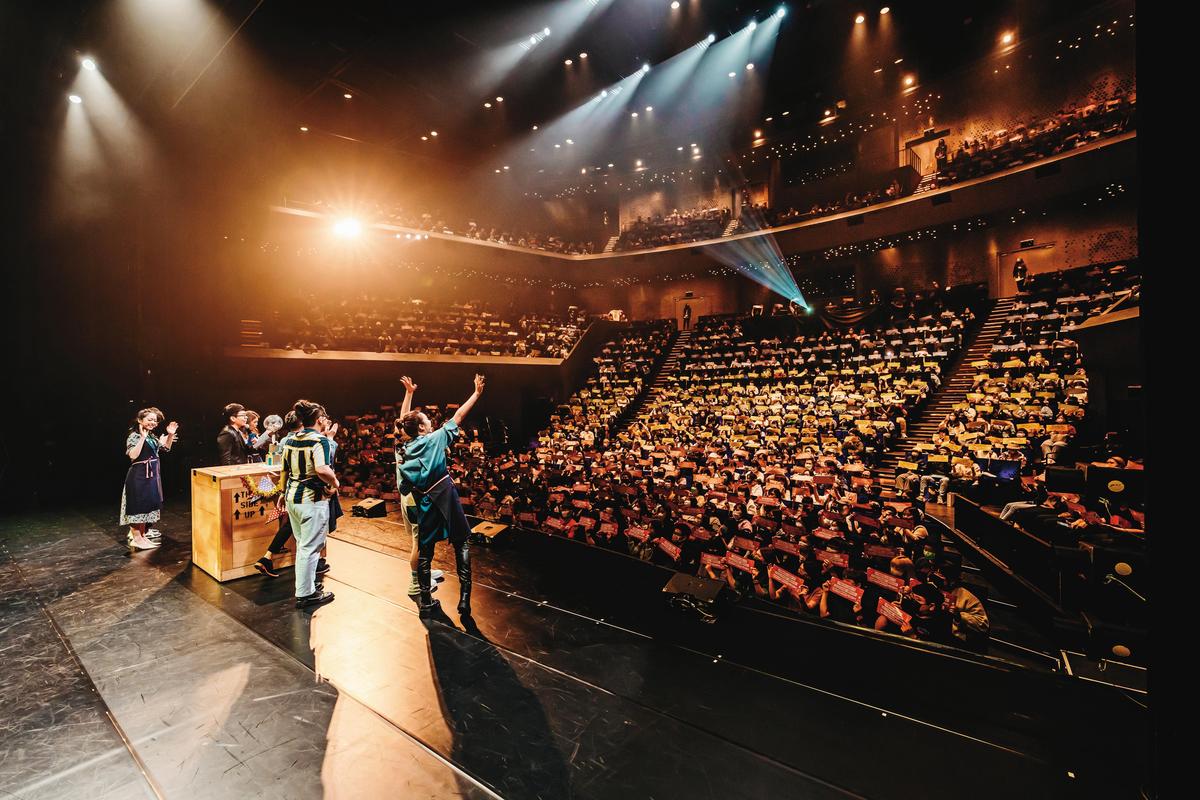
423, 611, 573, 799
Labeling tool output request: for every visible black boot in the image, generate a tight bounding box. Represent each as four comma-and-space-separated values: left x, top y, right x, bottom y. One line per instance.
417, 549, 440, 613
454, 538, 472, 616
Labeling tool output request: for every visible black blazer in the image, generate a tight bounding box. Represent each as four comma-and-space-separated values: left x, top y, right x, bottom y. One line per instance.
216, 426, 251, 466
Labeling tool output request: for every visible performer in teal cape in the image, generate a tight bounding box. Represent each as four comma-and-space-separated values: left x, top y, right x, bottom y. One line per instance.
396, 374, 485, 615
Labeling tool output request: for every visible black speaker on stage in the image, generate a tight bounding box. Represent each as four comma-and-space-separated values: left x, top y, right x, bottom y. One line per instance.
663, 572, 724, 621
352, 498, 387, 518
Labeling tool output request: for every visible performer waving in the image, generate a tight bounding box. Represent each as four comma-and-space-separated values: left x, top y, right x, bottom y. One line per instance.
121, 408, 179, 550
397, 374, 485, 616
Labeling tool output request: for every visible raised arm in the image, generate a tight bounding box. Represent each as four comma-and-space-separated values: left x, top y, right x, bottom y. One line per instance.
400, 375, 418, 417
452, 374, 485, 427
158, 421, 180, 452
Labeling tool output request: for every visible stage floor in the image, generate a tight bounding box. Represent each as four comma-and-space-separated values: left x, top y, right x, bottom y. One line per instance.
0, 506, 1150, 799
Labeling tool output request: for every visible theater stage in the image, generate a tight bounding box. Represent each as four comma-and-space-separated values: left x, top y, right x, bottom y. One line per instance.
1, 507, 1149, 799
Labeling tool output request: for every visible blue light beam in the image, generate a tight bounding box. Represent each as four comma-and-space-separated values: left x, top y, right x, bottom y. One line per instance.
704, 232, 808, 310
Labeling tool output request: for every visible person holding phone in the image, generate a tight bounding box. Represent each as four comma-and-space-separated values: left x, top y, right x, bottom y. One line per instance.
397, 374, 485, 616
121, 407, 178, 550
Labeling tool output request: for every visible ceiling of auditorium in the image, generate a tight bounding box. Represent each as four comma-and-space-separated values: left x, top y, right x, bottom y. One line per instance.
18, 0, 1127, 204
233, 0, 1114, 166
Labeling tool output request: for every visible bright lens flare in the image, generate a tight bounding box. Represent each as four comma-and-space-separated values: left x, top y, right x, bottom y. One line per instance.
332, 217, 362, 238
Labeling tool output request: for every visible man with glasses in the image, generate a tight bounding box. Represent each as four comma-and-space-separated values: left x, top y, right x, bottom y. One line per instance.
217, 403, 252, 465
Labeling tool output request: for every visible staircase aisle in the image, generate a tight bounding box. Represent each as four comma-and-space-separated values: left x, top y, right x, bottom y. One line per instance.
602, 234, 620, 253
615, 329, 692, 431
874, 297, 1016, 486
721, 218, 740, 237
913, 172, 940, 195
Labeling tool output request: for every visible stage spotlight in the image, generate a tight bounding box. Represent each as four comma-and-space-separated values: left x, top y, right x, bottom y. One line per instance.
729, 72, 736, 78
1001, 31, 1015, 45
631, 111, 638, 118
332, 218, 362, 238
777, 5, 787, 17
532, 124, 539, 130
81, 57, 97, 71
671, 1, 680, 8
904, 74, 915, 86
543, 27, 551, 35
68, 94, 82, 104
421, 135, 428, 141
299, 125, 309, 132
642, 63, 651, 72
855, 14, 866, 24
880, 6, 890, 14
430, 130, 438, 136
635, 159, 643, 166
645, 105, 653, 112
707, 33, 716, 43
746, 62, 755, 70
565, 138, 574, 144
579, 52, 588, 59
343, 92, 352, 99
565, 58, 573, 65
749, 21, 757, 31
496, 96, 504, 102
484, 101, 492, 108
601, 90, 608, 97
754, 129, 762, 137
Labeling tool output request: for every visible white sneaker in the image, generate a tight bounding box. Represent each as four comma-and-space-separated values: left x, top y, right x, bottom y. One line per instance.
432, 569, 445, 581
130, 536, 160, 550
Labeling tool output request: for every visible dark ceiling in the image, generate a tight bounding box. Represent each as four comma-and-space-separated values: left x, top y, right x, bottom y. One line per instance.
195, 0, 1116, 169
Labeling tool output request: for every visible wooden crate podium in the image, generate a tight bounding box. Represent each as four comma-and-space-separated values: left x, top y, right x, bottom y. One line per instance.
191, 463, 294, 581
